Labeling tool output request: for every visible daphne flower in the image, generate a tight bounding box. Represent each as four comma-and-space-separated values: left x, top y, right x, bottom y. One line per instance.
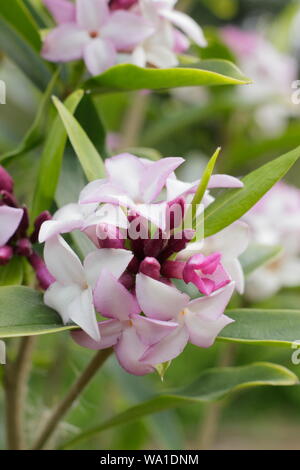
72, 270, 178, 374
42, 0, 154, 75
0, 206, 23, 247
79, 153, 184, 229
136, 274, 235, 365
43, 236, 133, 340
244, 182, 300, 301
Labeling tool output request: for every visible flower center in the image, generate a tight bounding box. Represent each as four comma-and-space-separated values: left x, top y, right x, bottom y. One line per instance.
89, 31, 99, 39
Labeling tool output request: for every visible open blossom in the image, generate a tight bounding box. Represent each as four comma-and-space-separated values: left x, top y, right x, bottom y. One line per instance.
42, 0, 206, 74
222, 26, 298, 135
40, 153, 248, 375
244, 182, 300, 301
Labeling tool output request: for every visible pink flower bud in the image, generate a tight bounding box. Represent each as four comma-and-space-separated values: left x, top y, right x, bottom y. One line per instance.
0, 245, 13, 265
97, 223, 125, 249
28, 252, 55, 290
0, 166, 13, 193
15, 238, 33, 257
109, 0, 137, 11
139, 257, 161, 280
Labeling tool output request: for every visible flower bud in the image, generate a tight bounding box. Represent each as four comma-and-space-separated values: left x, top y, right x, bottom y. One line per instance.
139, 257, 161, 280
15, 238, 32, 257
109, 0, 137, 11
0, 166, 13, 193
97, 223, 125, 249
0, 245, 13, 265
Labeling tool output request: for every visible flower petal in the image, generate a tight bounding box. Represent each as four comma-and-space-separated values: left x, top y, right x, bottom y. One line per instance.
223, 258, 245, 294
84, 248, 133, 287
205, 221, 249, 258
141, 157, 184, 203
44, 236, 85, 285
42, 24, 89, 62
83, 38, 116, 75
103, 11, 154, 49
131, 314, 178, 346
72, 319, 122, 349
136, 273, 189, 321
208, 174, 244, 189
68, 287, 100, 341
187, 282, 235, 321
44, 282, 82, 324
93, 270, 140, 320
0, 206, 23, 246
115, 326, 154, 375
184, 310, 234, 348
105, 154, 145, 201
160, 9, 207, 47
43, 0, 76, 24
76, 0, 108, 30
140, 325, 189, 365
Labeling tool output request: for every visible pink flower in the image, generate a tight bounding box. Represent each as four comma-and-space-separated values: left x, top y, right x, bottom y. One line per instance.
42, 0, 154, 75
0, 206, 23, 247
43, 236, 133, 340
72, 270, 178, 375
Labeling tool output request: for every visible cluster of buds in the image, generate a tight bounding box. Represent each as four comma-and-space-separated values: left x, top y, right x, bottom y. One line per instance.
39, 153, 249, 375
0, 166, 53, 289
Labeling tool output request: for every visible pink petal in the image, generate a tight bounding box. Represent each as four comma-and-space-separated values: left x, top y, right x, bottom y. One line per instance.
115, 326, 154, 375
141, 157, 184, 203
42, 24, 89, 62
103, 10, 154, 50
79, 179, 132, 205
83, 38, 116, 75
44, 236, 85, 285
159, 9, 207, 47
140, 325, 189, 366
105, 153, 145, 201
76, 0, 109, 31
223, 258, 245, 294
205, 221, 249, 258
84, 248, 133, 287
131, 314, 178, 346
208, 174, 244, 189
185, 310, 234, 348
187, 282, 235, 321
93, 270, 140, 320
0, 206, 23, 246
68, 287, 100, 341
72, 319, 122, 350
134, 202, 168, 231
43, 0, 76, 24
135, 273, 189, 321
173, 28, 190, 53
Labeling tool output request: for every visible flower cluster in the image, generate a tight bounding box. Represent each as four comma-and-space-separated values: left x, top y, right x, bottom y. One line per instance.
39, 153, 249, 375
245, 182, 300, 301
0, 166, 53, 288
42, 0, 207, 75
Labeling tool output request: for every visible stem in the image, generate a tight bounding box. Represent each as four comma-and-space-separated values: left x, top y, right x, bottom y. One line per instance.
119, 91, 149, 150
198, 344, 237, 450
4, 336, 36, 450
32, 348, 113, 450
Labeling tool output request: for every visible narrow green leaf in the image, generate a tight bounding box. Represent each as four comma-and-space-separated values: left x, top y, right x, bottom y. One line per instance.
0, 286, 75, 338
0, 257, 24, 287
0, 69, 60, 164
32, 90, 84, 220
53, 96, 105, 182
204, 145, 300, 237
240, 243, 283, 277
219, 309, 300, 346
84, 60, 251, 94
60, 362, 298, 449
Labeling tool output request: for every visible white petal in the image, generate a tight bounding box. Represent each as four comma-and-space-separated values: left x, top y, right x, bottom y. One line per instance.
204, 221, 249, 258
42, 24, 89, 62
69, 287, 100, 341
140, 325, 189, 365
160, 9, 207, 47
44, 236, 85, 285
76, 0, 108, 30
185, 310, 234, 348
187, 282, 235, 321
0, 206, 23, 246
131, 314, 178, 346
84, 248, 133, 287
136, 273, 189, 321
105, 153, 145, 201
44, 282, 82, 324
223, 258, 245, 294
84, 38, 116, 75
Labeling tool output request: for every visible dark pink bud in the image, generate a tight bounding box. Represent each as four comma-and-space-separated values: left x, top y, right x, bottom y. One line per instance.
143, 236, 167, 258
97, 223, 125, 249
161, 260, 185, 280
109, 0, 137, 11
0, 245, 13, 265
15, 238, 32, 257
166, 197, 185, 231
28, 252, 55, 290
18, 207, 29, 237
0, 190, 18, 207
0, 166, 13, 193
159, 229, 195, 262
31, 211, 52, 243
139, 257, 161, 280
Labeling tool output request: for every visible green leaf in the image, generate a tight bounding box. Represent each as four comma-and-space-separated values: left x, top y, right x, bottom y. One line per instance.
204, 145, 300, 237
31, 90, 84, 220
0, 286, 75, 338
83, 60, 251, 94
0, 257, 24, 287
0, 69, 60, 164
60, 362, 298, 449
240, 243, 283, 276
219, 309, 300, 346
53, 96, 105, 182
0, 0, 41, 51
0, 1, 51, 90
